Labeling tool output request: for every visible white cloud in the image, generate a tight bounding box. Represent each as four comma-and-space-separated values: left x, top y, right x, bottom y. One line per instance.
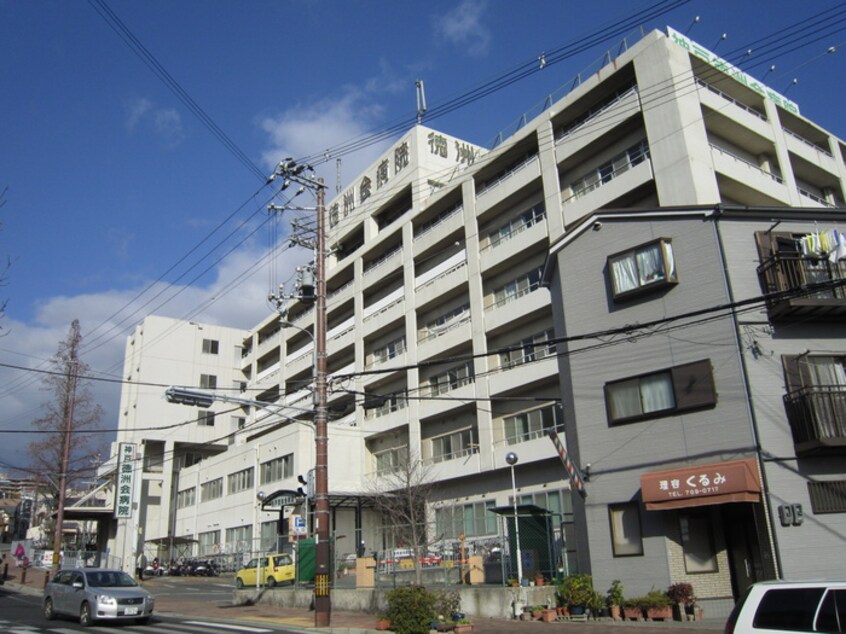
433, 0, 491, 57
0, 238, 310, 474
124, 97, 186, 147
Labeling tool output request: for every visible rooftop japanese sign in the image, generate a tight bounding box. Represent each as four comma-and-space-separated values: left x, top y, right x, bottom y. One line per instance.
667, 27, 799, 115
641, 457, 761, 510
114, 442, 137, 519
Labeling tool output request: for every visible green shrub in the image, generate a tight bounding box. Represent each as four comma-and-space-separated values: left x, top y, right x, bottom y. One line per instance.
643, 590, 673, 608
386, 585, 437, 634
557, 573, 595, 607
606, 579, 624, 607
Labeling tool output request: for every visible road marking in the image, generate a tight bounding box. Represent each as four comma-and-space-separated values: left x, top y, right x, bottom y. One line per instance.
184, 622, 273, 632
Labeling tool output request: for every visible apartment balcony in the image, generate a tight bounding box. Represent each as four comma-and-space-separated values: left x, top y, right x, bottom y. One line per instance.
255, 327, 281, 359
784, 386, 846, 455
413, 205, 465, 255
709, 144, 789, 205
488, 355, 558, 395
363, 247, 403, 289
362, 403, 410, 435
285, 345, 314, 377
475, 154, 541, 216
426, 448, 482, 482
783, 129, 837, 173
480, 219, 548, 274
362, 294, 405, 338
560, 158, 653, 226
417, 319, 472, 362
695, 79, 771, 139
757, 254, 846, 320
485, 287, 550, 333
327, 316, 355, 354
415, 260, 468, 308
254, 361, 280, 386
419, 380, 476, 420
555, 85, 641, 159
327, 278, 354, 306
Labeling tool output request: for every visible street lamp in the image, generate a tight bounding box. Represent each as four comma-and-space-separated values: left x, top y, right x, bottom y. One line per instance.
505, 451, 523, 586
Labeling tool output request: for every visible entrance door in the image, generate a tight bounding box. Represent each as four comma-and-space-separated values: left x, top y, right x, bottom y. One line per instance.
723, 504, 762, 599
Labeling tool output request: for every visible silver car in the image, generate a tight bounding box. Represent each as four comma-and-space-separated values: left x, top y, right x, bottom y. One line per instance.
43, 568, 154, 626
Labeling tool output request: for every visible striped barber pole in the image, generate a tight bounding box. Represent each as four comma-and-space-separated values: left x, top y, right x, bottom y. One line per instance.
549, 430, 587, 498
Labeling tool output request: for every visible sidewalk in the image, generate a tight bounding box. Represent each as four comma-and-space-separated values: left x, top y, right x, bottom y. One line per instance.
1, 567, 723, 634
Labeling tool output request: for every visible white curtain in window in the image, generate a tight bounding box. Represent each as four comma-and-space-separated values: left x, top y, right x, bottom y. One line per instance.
609, 380, 642, 419
611, 254, 638, 294
641, 373, 675, 413
806, 356, 846, 386
637, 243, 665, 285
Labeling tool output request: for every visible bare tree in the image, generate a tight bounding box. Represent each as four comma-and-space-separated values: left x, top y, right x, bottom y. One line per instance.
28, 320, 104, 540
367, 450, 437, 585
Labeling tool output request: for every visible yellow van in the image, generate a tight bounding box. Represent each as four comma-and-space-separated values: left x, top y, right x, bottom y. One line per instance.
234, 553, 295, 588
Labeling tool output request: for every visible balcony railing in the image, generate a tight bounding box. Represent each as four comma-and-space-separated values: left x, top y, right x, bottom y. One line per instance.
757, 254, 846, 319
783, 385, 846, 455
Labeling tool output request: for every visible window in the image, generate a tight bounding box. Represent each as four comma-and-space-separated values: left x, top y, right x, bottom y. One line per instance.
200, 478, 223, 502
609, 502, 643, 556
807, 480, 846, 513
753, 588, 826, 631
225, 525, 252, 551
198, 530, 220, 555
260, 454, 293, 484
429, 362, 473, 396
202, 339, 219, 355
504, 404, 562, 444
200, 374, 218, 389
782, 355, 846, 448
435, 500, 498, 539
605, 359, 716, 424
491, 267, 543, 308
431, 429, 476, 463
422, 303, 470, 341
370, 336, 406, 366
365, 391, 408, 418
608, 238, 677, 299
227, 467, 254, 494
499, 329, 556, 369
177, 487, 195, 509
260, 520, 281, 552
570, 139, 650, 199
374, 446, 408, 474
679, 512, 718, 572
486, 202, 546, 249
198, 410, 215, 427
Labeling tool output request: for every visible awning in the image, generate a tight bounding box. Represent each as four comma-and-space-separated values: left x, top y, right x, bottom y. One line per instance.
640, 457, 761, 510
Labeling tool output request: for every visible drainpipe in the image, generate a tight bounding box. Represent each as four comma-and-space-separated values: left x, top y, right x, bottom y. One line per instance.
711, 207, 783, 579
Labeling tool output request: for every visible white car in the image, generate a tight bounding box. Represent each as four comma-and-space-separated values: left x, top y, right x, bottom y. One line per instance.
43, 568, 154, 626
725, 580, 846, 634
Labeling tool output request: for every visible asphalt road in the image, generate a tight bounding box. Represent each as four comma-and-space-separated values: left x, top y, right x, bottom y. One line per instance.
0, 576, 300, 633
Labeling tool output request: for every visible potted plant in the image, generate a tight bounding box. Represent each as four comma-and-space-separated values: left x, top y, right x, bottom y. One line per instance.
623, 597, 644, 621
557, 573, 595, 614
588, 589, 607, 619
643, 590, 674, 621
541, 606, 558, 622
375, 613, 392, 631
667, 581, 696, 621
607, 579, 624, 621
453, 618, 473, 634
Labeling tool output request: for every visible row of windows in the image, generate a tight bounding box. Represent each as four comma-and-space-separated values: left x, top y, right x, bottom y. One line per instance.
504, 403, 562, 444
228, 468, 254, 494
260, 454, 293, 485
201, 478, 223, 502
431, 428, 476, 463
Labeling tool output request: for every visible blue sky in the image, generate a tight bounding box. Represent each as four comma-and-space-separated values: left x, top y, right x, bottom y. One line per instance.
2, 0, 845, 473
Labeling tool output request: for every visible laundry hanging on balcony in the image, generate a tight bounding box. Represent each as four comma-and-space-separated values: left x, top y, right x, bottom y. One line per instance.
797, 229, 846, 263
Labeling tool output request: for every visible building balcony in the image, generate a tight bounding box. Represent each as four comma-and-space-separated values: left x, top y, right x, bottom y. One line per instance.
784, 386, 846, 455
480, 218, 548, 274
475, 154, 541, 216
488, 355, 558, 395
709, 143, 789, 205
555, 85, 641, 159
414, 205, 465, 255
426, 447, 482, 482
415, 261, 468, 309
757, 255, 846, 320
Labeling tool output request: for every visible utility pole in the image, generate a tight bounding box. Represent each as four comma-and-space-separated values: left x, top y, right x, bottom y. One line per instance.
52, 324, 81, 573
266, 160, 331, 626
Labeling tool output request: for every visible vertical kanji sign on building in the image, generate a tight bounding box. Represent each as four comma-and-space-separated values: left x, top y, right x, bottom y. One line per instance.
114, 442, 136, 518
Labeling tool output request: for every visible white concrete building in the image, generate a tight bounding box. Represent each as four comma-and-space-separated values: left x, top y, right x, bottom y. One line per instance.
109, 26, 846, 608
